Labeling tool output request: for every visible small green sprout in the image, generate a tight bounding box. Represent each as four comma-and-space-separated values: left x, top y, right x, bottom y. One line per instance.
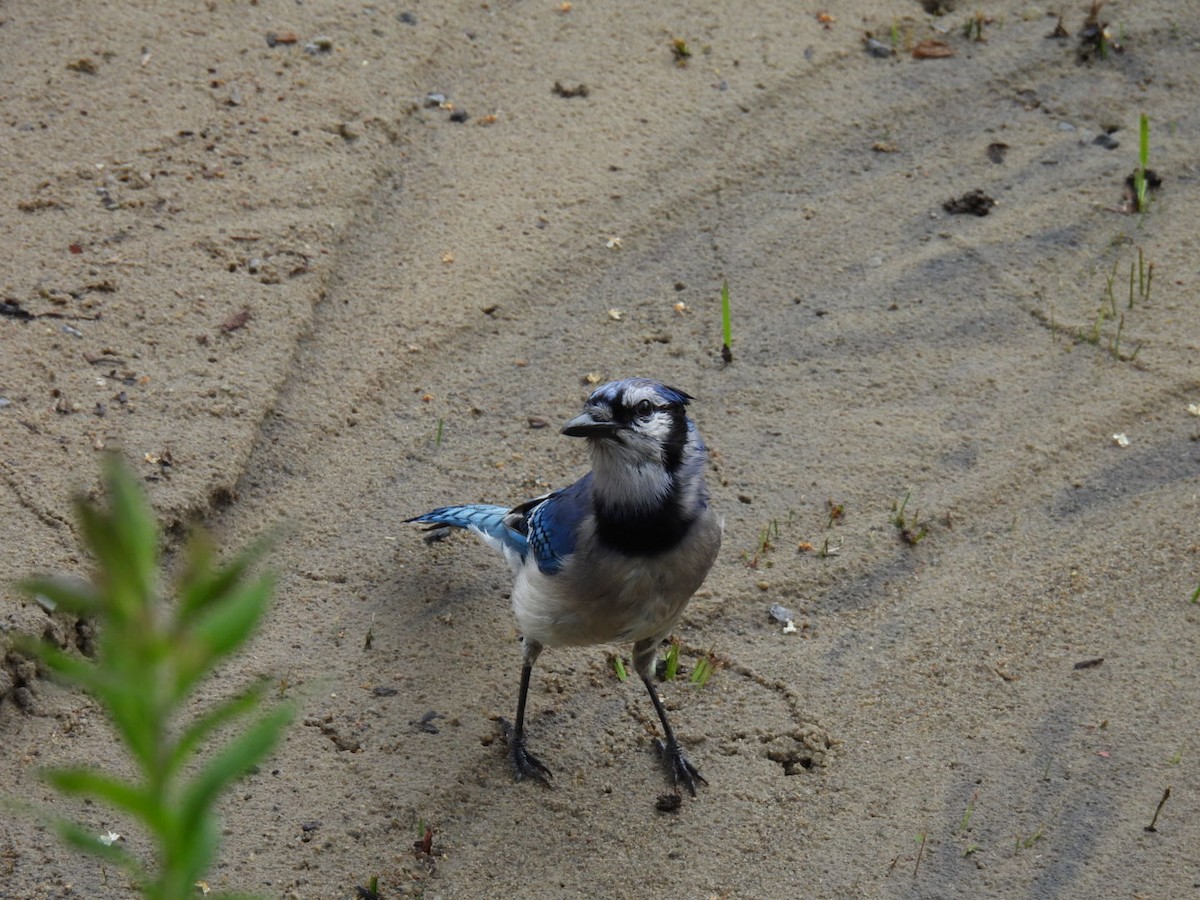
612, 655, 628, 682
690, 654, 714, 688
720, 279, 733, 363
891, 491, 929, 545
1015, 823, 1046, 853
958, 790, 979, 835
663, 640, 681, 681
1135, 113, 1150, 213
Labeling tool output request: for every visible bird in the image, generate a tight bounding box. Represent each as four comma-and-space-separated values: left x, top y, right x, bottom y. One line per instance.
407, 378, 722, 795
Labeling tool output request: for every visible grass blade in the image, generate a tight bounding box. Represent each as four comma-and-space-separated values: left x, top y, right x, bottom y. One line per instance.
720, 280, 733, 362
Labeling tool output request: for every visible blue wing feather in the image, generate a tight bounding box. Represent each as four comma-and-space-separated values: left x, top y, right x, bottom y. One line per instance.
524, 474, 592, 575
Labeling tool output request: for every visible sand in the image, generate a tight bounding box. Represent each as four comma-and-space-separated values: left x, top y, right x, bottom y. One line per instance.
3, 1, 1199, 897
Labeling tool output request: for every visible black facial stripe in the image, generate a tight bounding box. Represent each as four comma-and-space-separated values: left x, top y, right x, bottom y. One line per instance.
660, 409, 688, 472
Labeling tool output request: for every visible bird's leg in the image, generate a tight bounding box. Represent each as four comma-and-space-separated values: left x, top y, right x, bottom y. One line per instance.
634, 638, 707, 796
498, 638, 552, 785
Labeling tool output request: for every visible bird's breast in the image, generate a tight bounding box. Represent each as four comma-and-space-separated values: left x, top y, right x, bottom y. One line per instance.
512, 510, 720, 649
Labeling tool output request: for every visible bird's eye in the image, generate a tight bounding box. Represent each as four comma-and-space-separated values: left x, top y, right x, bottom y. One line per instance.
635, 399, 654, 418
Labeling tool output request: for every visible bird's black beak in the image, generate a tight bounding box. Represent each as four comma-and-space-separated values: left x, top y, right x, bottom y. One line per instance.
561, 409, 619, 438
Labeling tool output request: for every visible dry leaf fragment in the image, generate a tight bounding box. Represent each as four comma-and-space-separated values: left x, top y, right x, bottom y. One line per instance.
219, 307, 251, 333
913, 39, 955, 58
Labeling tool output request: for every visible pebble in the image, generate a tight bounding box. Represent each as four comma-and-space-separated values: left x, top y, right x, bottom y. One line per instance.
865, 38, 892, 58
768, 603, 795, 623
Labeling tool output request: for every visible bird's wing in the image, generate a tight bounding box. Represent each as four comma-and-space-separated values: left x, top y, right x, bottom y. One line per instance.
513, 473, 593, 576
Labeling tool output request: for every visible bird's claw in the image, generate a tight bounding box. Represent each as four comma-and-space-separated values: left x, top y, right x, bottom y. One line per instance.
653, 738, 707, 796
499, 718, 553, 786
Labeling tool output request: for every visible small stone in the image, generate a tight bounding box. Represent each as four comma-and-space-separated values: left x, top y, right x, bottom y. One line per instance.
768, 603, 795, 623
304, 36, 334, 54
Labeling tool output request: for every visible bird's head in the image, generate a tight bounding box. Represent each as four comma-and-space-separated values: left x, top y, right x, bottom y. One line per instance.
562, 378, 695, 474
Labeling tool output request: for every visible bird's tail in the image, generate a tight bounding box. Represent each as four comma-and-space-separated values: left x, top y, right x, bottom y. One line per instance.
407, 504, 509, 536
406, 504, 526, 564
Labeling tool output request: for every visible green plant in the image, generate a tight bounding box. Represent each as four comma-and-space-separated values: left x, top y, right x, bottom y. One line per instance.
957, 790, 979, 836
1134, 113, 1150, 213
689, 655, 714, 688
13, 455, 293, 900
1015, 823, 1046, 854
1089, 253, 1149, 361
746, 518, 780, 569
611, 654, 629, 682
963, 11, 988, 41
891, 491, 929, 545
720, 279, 733, 363
1130, 247, 1153, 308
663, 640, 681, 681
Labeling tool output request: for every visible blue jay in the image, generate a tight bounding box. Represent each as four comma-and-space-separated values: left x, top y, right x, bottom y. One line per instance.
408, 378, 721, 795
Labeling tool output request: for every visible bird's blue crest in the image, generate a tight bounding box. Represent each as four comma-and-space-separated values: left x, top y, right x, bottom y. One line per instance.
588, 378, 692, 408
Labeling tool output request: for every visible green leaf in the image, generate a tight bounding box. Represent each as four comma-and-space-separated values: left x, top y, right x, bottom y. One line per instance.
42, 767, 154, 824
15, 575, 101, 616
720, 280, 732, 348
1138, 113, 1150, 170
11, 635, 98, 689
73, 457, 159, 630
161, 815, 218, 900
53, 817, 147, 882
178, 704, 293, 839
177, 531, 275, 622
165, 684, 268, 780
100, 686, 164, 775
663, 641, 680, 681
172, 574, 274, 701
102, 453, 159, 599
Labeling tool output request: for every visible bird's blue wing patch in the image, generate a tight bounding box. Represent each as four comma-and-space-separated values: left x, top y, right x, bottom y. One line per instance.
523, 474, 592, 575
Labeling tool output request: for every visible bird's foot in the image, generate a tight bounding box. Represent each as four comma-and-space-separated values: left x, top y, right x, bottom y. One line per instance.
498, 718, 553, 786
653, 738, 707, 797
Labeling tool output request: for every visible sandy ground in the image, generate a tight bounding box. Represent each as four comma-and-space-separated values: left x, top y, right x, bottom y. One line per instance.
3, 1, 1200, 897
